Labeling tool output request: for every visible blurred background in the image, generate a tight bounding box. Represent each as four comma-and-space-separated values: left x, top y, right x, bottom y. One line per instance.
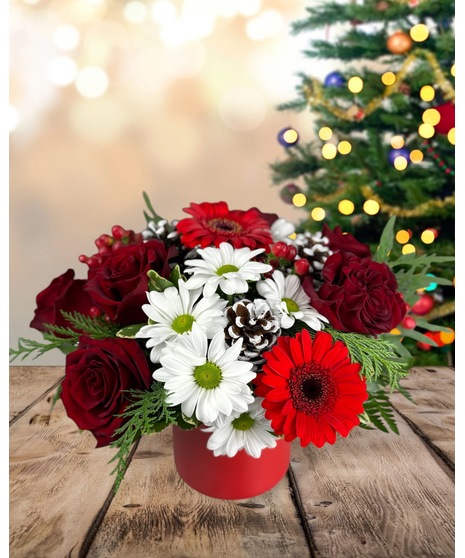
10, 0, 333, 364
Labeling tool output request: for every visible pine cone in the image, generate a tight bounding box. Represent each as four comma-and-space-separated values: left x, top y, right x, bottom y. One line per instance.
295, 231, 333, 281
225, 299, 280, 364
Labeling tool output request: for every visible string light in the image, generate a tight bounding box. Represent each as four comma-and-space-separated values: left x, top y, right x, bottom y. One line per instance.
418, 122, 435, 138
311, 207, 326, 221
420, 85, 435, 101
421, 229, 435, 244
338, 199, 355, 215
292, 193, 307, 207
439, 328, 455, 345
394, 156, 408, 170
422, 108, 440, 125
318, 127, 332, 140
410, 149, 424, 162
410, 23, 429, 42
402, 244, 416, 255
390, 135, 404, 149
322, 143, 337, 159
363, 200, 380, 215
337, 140, 352, 154
447, 128, 455, 145
381, 72, 396, 86
347, 76, 363, 93
396, 230, 410, 244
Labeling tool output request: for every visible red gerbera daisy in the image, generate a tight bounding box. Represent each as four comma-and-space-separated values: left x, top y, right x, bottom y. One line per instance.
255, 329, 368, 447
176, 201, 273, 250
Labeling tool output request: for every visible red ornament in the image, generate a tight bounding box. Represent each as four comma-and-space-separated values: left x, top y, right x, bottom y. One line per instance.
401, 316, 417, 329
387, 31, 413, 54
410, 294, 435, 315
433, 102, 455, 135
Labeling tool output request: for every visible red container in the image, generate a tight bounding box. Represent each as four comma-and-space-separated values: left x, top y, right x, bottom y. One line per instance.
172, 425, 291, 500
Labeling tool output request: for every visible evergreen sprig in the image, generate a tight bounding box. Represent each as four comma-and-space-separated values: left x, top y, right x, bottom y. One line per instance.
325, 326, 409, 389
109, 382, 177, 492
58, 311, 121, 338
9, 334, 77, 362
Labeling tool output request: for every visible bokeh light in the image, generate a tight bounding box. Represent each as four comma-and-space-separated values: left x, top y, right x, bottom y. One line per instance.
418, 123, 435, 138
348, 76, 363, 93
75, 66, 109, 98
337, 140, 352, 154
363, 200, 380, 215
322, 143, 337, 159
402, 243, 416, 255
396, 230, 410, 244
47, 56, 78, 86
381, 71, 396, 86
123, 1, 148, 22
410, 149, 424, 163
439, 329, 455, 345
390, 135, 404, 149
292, 193, 307, 207
53, 25, 80, 51
420, 85, 435, 102
311, 207, 326, 221
318, 127, 332, 140
447, 128, 455, 145
246, 10, 285, 41
421, 229, 436, 244
424, 273, 438, 291
338, 199, 355, 215
410, 23, 429, 42
422, 108, 440, 125
394, 156, 408, 171
451, 64, 455, 77
151, 0, 177, 24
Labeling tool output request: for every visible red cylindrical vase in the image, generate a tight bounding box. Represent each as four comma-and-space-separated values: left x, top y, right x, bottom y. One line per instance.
172, 425, 291, 500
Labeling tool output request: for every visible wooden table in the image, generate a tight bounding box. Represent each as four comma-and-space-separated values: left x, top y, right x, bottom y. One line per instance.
10, 366, 455, 558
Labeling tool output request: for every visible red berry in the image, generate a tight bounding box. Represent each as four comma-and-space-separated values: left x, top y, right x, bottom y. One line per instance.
89, 306, 102, 318
285, 245, 297, 261
271, 242, 288, 259
78, 254, 88, 264
112, 240, 124, 251
111, 225, 126, 240
401, 316, 416, 329
294, 258, 310, 276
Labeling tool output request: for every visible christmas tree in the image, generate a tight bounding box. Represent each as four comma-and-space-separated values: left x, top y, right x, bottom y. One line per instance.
271, 0, 455, 365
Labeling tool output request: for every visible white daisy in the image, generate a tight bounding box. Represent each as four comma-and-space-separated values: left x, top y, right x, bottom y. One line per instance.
203, 398, 277, 458
271, 218, 296, 244
155, 323, 256, 424
135, 279, 227, 363
183, 242, 272, 297
256, 269, 328, 330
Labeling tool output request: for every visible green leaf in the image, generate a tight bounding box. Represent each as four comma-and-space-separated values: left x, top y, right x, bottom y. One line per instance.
147, 270, 174, 292
116, 324, 146, 339
49, 384, 62, 413
169, 265, 184, 288
413, 318, 453, 333
397, 326, 438, 346
373, 215, 396, 263
142, 191, 165, 224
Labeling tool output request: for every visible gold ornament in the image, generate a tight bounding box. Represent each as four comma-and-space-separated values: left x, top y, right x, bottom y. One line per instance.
387, 31, 413, 54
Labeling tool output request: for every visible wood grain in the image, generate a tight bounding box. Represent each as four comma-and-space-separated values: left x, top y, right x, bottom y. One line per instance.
85, 427, 310, 558
390, 366, 454, 466
9, 366, 64, 422
9, 392, 117, 558
289, 413, 454, 558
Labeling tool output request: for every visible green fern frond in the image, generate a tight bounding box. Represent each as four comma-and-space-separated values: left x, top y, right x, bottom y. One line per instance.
361, 390, 399, 434
59, 311, 121, 338
9, 334, 77, 362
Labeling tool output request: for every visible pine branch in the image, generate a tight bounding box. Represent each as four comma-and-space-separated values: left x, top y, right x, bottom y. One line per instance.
9, 334, 77, 362
325, 326, 409, 389
109, 383, 178, 492
59, 311, 121, 338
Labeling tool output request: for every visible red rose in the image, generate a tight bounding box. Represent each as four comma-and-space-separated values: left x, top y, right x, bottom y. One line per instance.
322, 224, 371, 258
61, 336, 152, 447
303, 251, 406, 335
84, 240, 175, 325
30, 269, 94, 335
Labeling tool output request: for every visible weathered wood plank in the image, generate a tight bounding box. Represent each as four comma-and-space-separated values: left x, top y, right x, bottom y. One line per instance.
290, 413, 454, 558
9, 393, 117, 558
390, 366, 454, 465
9, 366, 64, 422
85, 427, 310, 558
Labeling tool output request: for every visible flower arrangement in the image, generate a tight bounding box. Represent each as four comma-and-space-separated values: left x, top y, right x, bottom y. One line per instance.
11, 193, 454, 490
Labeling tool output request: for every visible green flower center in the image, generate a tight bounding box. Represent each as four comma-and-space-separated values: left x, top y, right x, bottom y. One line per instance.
194, 362, 223, 389
216, 264, 239, 276
231, 413, 255, 431
282, 297, 299, 313
171, 314, 195, 334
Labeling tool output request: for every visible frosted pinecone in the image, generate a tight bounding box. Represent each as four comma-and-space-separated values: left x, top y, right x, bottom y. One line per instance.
295, 231, 333, 282
225, 299, 280, 365
142, 219, 180, 244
